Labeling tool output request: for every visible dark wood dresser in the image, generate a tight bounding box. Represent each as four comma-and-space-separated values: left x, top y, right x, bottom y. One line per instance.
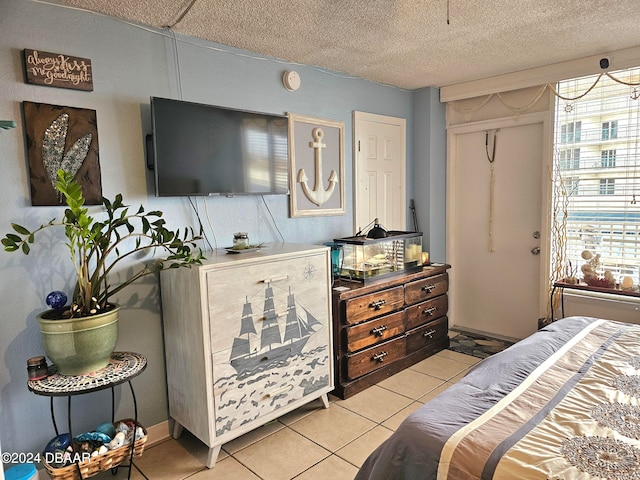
331, 264, 451, 399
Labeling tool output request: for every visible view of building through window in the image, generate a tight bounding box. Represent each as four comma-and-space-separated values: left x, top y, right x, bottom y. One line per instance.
553, 68, 640, 286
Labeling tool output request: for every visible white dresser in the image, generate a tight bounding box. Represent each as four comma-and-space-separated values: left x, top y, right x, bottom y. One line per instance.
160, 243, 333, 467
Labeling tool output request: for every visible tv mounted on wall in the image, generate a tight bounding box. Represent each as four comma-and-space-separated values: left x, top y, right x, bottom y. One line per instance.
150, 97, 289, 197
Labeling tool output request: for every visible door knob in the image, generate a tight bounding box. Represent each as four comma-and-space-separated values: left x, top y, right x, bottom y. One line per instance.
531, 246, 540, 255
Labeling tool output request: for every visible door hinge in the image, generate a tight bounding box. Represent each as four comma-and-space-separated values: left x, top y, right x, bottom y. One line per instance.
358, 140, 360, 152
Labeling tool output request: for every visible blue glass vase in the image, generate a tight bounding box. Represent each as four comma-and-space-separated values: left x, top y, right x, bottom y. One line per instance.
323, 242, 344, 280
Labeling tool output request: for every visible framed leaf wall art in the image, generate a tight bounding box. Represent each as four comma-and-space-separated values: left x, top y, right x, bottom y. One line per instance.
23, 101, 102, 206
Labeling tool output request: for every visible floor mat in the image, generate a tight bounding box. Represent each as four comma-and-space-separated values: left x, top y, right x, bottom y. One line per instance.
448, 330, 515, 359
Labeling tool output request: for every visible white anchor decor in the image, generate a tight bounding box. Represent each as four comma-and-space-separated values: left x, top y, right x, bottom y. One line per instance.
298, 128, 338, 206
288, 113, 345, 217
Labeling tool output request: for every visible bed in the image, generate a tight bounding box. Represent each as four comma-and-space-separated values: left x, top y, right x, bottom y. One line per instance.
356, 316, 640, 480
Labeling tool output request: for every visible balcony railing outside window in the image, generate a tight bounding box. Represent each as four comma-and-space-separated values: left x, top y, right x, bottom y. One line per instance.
553, 68, 640, 284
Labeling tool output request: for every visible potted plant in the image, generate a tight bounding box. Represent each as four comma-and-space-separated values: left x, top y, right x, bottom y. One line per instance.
2, 170, 204, 375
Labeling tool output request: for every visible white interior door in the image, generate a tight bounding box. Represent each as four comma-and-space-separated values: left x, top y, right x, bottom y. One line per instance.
449, 119, 547, 340
353, 112, 406, 233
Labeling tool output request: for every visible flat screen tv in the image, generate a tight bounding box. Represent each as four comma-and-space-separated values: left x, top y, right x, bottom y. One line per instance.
150, 97, 289, 197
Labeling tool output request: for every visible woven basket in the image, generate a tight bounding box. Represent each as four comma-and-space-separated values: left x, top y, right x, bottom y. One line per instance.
42, 420, 147, 480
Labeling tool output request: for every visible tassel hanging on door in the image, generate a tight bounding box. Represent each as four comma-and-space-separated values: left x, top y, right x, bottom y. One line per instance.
486, 130, 498, 252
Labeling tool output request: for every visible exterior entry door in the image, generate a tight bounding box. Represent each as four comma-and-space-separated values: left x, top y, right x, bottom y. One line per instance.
353, 111, 406, 233
448, 119, 547, 340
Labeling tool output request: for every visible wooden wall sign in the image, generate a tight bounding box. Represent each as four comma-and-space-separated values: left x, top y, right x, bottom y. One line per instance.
23, 49, 93, 91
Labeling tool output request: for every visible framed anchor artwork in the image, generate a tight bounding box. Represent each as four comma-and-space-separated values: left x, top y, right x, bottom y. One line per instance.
287, 113, 345, 217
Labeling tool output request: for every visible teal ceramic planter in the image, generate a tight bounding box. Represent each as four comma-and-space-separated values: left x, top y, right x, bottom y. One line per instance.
38, 306, 119, 375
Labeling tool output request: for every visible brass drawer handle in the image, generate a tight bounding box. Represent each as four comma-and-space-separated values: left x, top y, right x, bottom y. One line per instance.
371, 325, 387, 337
369, 299, 386, 310
422, 284, 436, 293
423, 307, 437, 316
423, 329, 437, 339
372, 351, 388, 363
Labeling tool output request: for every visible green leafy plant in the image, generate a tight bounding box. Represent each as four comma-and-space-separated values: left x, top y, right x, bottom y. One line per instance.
2, 169, 204, 317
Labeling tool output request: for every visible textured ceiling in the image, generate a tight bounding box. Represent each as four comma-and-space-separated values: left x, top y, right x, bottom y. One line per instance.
59, 0, 640, 90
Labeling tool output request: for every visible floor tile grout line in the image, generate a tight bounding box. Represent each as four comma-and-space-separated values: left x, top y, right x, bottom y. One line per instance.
333, 403, 403, 426
375, 373, 451, 401
290, 452, 362, 479
231, 422, 335, 480
283, 417, 375, 459
228, 449, 272, 480
220, 408, 390, 478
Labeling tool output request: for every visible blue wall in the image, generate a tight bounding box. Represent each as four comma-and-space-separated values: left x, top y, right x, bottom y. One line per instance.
413, 88, 447, 262
0, 0, 444, 457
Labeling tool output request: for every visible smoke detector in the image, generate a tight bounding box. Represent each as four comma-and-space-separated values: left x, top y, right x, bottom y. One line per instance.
283, 71, 301, 91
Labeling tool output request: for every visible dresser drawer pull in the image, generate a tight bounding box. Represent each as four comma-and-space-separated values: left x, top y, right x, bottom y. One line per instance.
371, 325, 387, 337
423, 329, 437, 339
423, 307, 437, 316
260, 274, 289, 283
369, 299, 386, 310
372, 351, 388, 363
264, 384, 293, 398
422, 284, 436, 293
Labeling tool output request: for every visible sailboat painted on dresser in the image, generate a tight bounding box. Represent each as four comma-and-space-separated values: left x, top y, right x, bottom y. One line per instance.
229, 283, 322, 378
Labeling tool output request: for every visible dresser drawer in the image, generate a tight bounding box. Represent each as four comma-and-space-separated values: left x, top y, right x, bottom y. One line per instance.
211, 346, 333, 442
404, 295, 448, 331
344, 286, 404, 325
207, 253, 329, 354
405, 316, 449, 354
345, 310, 405, 353
404, 273, 448, 305
346, 336, 406, 379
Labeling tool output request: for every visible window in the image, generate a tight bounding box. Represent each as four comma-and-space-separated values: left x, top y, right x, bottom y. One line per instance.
599, 178, 615, 195
601, 150, 616, 168
602, 120, 618, 140
560, 148, 581, 170
560, 121, 582, 143
565, 177, 580, 197
552, 68, 640, 284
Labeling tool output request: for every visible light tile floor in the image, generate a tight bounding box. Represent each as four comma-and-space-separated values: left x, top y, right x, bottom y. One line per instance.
76, 338, 479, 480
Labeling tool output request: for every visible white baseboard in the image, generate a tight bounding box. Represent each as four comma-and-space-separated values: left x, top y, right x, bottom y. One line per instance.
144, 420, 172, 447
